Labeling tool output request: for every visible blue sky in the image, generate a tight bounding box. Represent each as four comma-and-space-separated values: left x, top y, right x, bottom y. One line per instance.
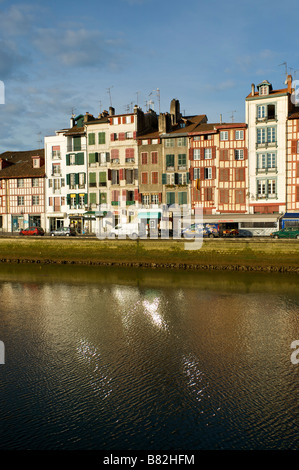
0, 0, 298, 152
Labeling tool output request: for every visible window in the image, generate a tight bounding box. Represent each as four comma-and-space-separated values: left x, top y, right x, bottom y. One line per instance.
69, 154, 75, 165
151, 152, 158, 164
53, 179, 61, 191
98, 132, 105, 144
89, 173, 97, 188
126, 131, 133, 139
52, 146, 61, 159
257, 128, 266, 144
257, 106, 265, 119
70, 195, 76, 209
235, 130, 244, 140
267, 127, 276, 143
193, 168, 200, 179
151, 194, 159, 204
166, 154, 175, 169
141, 152, 148, 165
235, 149, 244, 160
205, 187, 213, 201
78, 195, 85, 209
152, 139, 159, 145
79, 173, 85, 189
142, 195, 150, 205
204, 168, 212, 179
73, 137, 81, 151
99, 152, 109, 165
99, 171, 107, 187
177, 173, 187, 185
111, 149, 119, 161
125, 148, 135, 162
165, 138, 174, 148
178, 154, 186, 167
178, 192, 187, 205
32, 158, 40, 168
111, 170, 119, 185
89, 193, 97, 205
152, 172, 158, 184
52, 163, 61, 175
141, 172, 148, 184
17, 196, 24, 205
193, 149, 201, 160
142, 140, 148, 145
113, 117, 119, 125
125, 169, 134, 184
267, 153, 276, 169
126, 115, 131, 124
204, 134, 212, 141
219, 189, 229, 204
17, 179, 24, 188
235, 168, 245, 182
69, 173, 76, 189
259, 85, 269, 96
88, 133, 95, 145
268, 179, 276, 196
32, 195, 39, 205
235, 189, 245, 204
219, 168, 230, 182
220, 131, 228, 141
32, 178, 39, 188
204, 148, 212, 160
257, 179, 276, 198
166, 192, 175, 205
177, 137, 187, 147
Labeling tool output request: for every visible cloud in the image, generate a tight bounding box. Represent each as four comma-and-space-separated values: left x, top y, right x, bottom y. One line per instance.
0, 4, 35, 36
33, 27, 126, 69
0, 39, 30, 79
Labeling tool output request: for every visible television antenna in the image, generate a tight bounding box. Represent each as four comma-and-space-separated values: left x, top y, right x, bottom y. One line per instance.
36, 131, 43, 148
278, 62, 288, 81
107, 86, 113, 107
149, 88, 160, 113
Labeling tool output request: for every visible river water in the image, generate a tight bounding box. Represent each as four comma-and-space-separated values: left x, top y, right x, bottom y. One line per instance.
0, 263, 298, 450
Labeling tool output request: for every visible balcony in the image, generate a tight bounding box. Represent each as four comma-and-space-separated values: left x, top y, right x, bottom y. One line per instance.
67, 143, 86, 152
255, 115, 277, 124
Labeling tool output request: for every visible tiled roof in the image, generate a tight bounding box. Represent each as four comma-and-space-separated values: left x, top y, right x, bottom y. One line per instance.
246, 88, 288, 99
63, 126, 85, 136
288, 110, 299, 120
0, 149, 45, 179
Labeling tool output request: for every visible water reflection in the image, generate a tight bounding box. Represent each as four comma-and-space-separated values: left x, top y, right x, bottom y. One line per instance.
0, 263, 298, 450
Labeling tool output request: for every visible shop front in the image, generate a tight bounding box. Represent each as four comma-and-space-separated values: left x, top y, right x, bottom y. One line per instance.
281, 213, 299, 229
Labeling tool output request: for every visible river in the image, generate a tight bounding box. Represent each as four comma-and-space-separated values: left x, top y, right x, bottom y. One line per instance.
0, 263, 298, 450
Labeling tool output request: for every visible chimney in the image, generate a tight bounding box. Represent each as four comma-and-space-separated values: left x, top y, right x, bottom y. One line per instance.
170, 99, 181, 125
109, 106, 115, 116
220, 114, 222, 124
251, 84, 255, 96
134, 105, 139, 114
287, 74, 292, 94
70, 117, 75, 128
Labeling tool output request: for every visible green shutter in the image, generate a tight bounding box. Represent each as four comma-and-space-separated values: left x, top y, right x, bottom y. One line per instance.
89, 153, 96, 164
66, 174, 70, 186
166, 154, 174, 167
67, 194, 71, 206
162, 173, 167, 184
99, 172, 106, 183
166, 192, 175, 205
89, 172, 96, 184
186, 172, 189, 183
76, 152, 84, 165
84, 193, 88, 205
98, 132, 106, 144
88, 133, 95, 145
75, 194, 79, 204
73, 137, 81, 151
75, 173, 79, 185
89, 193, 96, 204
66, 154, 70, 166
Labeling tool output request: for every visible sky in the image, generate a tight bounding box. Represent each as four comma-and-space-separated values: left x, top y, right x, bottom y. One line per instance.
0, 0, 299, 152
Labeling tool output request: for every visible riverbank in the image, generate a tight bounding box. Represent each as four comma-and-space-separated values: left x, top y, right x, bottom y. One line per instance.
0, 237, 298, 273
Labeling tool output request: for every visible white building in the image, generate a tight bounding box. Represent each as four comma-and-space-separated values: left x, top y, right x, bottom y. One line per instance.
245, 76, 293, 216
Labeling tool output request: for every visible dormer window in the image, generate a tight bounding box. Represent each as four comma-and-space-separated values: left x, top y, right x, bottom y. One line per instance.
32, 156, 40, 168
259, 85, 269, 96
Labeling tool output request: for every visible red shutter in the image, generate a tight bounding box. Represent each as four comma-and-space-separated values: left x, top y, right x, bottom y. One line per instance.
212, 146, 216, 158
212, 167, 216, 179
148, 139, 151, 145
119, 132, 125, 141
108, 169, 112, 180
200, 168, 205, 180
134, 189, 139, 201
122, 116, 126, 124
189, 168, 193, 181
110, 133, 115, 141
158, 193, 162, 203
291, 140, 297, 154
122, 189, 126, 199
189, 148, 193, 161
118, 117, 121, 124
133, 131, 136, 139
119, 169, 124, 180
138, 193, 142, 203
131, 115, 134, 124
243, 148, 248, 159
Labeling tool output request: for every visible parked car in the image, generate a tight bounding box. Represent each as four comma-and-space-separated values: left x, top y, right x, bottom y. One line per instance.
237, 229, 253, 238
108, 222, 148, 239
270, 227, 299, 239
182, 223, 219, 238
19, 226, 45, 236
50, 227, 76, 237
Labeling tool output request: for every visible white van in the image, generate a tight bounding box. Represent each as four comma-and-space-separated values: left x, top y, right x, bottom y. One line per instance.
109, 222, 147, 239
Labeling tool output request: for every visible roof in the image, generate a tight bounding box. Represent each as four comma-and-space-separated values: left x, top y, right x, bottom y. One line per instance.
246, 87, 289, 100
63, 126, 85, 136
0, 149, 45, 179
188, 122, 246, 135
288, 110, 299, 120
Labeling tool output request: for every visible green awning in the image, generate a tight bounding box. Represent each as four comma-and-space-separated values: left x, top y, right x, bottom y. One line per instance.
138, 212, 161, 219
